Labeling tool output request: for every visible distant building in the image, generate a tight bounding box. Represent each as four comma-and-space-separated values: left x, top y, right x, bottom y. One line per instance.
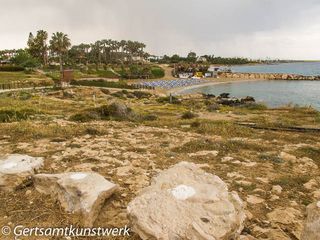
178, 73, 193, 79
197, 56, 208, 62
147, 55, 164, 62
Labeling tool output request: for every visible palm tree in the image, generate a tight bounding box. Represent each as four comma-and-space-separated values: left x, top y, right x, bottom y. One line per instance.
49, 32, 71, 71
36, 30, 49, 66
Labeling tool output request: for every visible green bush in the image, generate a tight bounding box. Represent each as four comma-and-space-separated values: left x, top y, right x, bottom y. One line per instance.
69, 102, 139, 122
132, 91, 152, 99
157, 96, 181, 104
207, 103, 221, 112
111, 91, 126, 99
151, 67, 165, 78
97, 70, 119, 78
11, 50, 40, 68
143, 114, 158, 121
19, 91, 32, 100
69, 112, 99, 122
71, 79, 137, 89
0, 108, 39, 122
240, 103, 267, 110
100, 89, 111, 95
0, 66, 25, 72
181, 111, 198, 119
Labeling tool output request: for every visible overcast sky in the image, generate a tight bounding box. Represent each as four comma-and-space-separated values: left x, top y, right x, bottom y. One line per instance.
1, 0, 320, 59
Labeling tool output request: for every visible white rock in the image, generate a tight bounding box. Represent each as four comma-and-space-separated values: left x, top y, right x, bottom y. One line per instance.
188, 151, 219, 157
272, 185, 283, 194
312, 190, 320, 199
0, 154, 43, 191
221, 156, 234, 163
246, 195, 265, 204
301, 201, 320, 240
256, 177, 269, 184
127, 162, 246, 240
303, 179, 318, 190
270, 195, 280, 201
34, 172, 117, 226
279, 152, 297, 162
267, 208, 301, 225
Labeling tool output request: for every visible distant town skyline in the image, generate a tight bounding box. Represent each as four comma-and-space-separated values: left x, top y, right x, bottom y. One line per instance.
1, 0, 320, 60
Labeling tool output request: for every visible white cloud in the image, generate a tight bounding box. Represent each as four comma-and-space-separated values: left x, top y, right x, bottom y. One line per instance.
0, 0, 320, 59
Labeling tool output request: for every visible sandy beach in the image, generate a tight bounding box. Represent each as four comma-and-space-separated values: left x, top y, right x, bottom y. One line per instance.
168, 77, 267, 95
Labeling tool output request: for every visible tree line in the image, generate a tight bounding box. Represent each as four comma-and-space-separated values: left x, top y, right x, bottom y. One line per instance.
3, 30, 149, 71
153, 53, 256, 65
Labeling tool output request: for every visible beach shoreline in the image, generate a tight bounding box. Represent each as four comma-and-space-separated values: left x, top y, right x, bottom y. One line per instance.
167, 78, 267, 95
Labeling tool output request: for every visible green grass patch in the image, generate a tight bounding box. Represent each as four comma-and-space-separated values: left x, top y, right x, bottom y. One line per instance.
173, 137, 270, 156
271, 175, 310, 191
0, 108, 41, 122
0, 71, 52, 85
71, 79, 137, 89
292, 146, 320, 165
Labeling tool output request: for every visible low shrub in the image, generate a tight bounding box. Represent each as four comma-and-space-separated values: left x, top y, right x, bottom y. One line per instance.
111, 91, 126, 99
181, 111, 198, 119
18, 91, 32, 101
240, 103, 267, 110
207, 103, 221, 112
70, 102, 139, 122
143, 114, 158, 121
151, 67, 165, 78
132, 91, 152, 99
0, 108, 39, 122
0, 65, 25, 72
69, 112, 99, 122
71, 79, 137, 89
100, 89, 111, 95
157, 96, 181, 104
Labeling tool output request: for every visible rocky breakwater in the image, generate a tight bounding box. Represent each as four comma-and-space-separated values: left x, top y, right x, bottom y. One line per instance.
218, 72, 320, 80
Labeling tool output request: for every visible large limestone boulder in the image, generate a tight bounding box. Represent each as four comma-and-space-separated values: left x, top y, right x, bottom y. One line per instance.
34, 172, 118, 226
127, 162, 246, 240
0, 154, 43, 191
301, 201, 320, 240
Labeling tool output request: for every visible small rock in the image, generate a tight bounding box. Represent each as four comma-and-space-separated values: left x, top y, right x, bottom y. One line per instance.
25, 190, 32, 196
279, 152, 297, 162
272, 185, 282, 194
236, 180, 253, 187
0, 154, 43, 191
303, 179, 318, 190
267, 229, 291, 240
221, 156, 234, 163
256, 177, 269, 184
270, 195, 280, 201
246, 195, 265, 204
312, 190, 320, 199
267, 208, 301, 225
188, 150, 219, 157
34, 172, 118, 226
290, 201, 299, 207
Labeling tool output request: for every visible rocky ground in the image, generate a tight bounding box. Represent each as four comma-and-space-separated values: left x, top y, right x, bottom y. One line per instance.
0, 87, 319, 239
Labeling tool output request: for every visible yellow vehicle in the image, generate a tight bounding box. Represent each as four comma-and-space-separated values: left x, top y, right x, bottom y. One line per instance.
194, 72, 204, 78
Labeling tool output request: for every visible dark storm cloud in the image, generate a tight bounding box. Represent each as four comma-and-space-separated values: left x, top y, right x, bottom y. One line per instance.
1, 0, 320, 59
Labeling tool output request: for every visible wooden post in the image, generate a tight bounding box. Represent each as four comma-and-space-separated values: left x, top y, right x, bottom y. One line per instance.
93, 93, 96, 107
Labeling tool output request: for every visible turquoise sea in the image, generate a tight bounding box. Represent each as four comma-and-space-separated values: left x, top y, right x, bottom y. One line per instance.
181, 80, 320, 109
230, 62, 320, 76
